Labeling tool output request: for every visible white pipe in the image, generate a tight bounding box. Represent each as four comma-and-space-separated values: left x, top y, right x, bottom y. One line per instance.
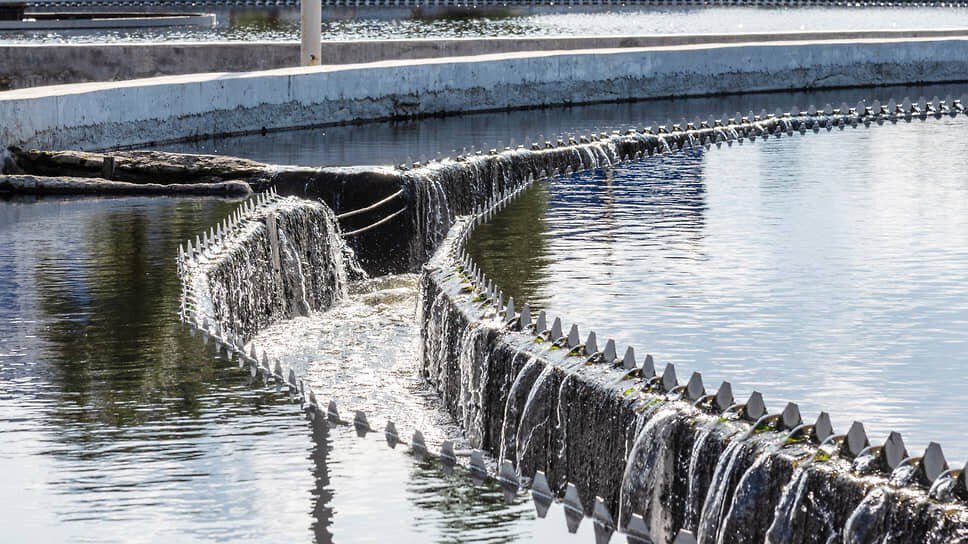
300, 0, 322, 66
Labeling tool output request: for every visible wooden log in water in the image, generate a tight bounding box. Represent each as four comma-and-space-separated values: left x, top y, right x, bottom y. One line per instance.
0, 174, 253, 196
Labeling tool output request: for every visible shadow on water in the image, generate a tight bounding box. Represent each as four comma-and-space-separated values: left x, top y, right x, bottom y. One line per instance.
463, 181, 553, 307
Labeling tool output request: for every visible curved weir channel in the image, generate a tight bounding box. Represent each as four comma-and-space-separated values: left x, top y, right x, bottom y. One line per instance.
468, 112, 968, 466
5, 88, 968, 541
464, 111, 968, 463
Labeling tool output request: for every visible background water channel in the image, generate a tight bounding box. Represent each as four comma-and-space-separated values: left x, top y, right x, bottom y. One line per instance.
4, 4, 968, 43
160, 83, 968, 167
466, 110, 968, 465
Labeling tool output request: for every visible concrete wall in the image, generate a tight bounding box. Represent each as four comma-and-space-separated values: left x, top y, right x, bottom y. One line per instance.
3, 36, 968, 151
3, 29, 968, 90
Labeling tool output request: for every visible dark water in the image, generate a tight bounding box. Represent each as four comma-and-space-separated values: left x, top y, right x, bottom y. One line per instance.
159, 83, 968, 167
0, 196, 600, 542
466, 113, 968, 465
5, 5, 968, 44
0, 196, 319, 542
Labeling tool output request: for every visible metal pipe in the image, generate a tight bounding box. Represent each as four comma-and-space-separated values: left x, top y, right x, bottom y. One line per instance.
335, 188, 404, 220
341, 206, 407, 237
300, 0, 321, 66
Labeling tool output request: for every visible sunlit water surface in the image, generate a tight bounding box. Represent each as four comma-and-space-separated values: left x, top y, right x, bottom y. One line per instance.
467, 114, 968, 465
4, 5, 968, 44
0, 197, 586, 543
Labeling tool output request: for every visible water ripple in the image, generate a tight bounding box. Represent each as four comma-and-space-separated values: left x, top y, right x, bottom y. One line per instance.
469, 114, 968, 465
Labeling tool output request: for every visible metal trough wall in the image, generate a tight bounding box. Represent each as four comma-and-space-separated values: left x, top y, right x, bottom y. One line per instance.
417, 103, 968, 542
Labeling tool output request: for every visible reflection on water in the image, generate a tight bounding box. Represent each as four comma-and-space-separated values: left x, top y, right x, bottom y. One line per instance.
0, 196, 321, 543
0, 195, 601, 542
467, 114, 968, 464
159, 82, 968, 167
6, 5, 968, 44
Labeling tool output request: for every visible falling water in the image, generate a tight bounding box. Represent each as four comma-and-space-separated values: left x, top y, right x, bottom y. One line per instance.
188, 197, 356, 343
412, 108, 968, 544
618, 406, 690, 540
457, 323, 491, 448
695, 439, 760, 543
684, 427, 723, 531
515, 364, 560, 484
714, 444, 798, 544
499, 358, 546, 469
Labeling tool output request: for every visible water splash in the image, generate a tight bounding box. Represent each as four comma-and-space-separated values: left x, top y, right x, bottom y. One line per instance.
191, 197, 356, 343
696, 439, 759, 543
618, 405, 688, 541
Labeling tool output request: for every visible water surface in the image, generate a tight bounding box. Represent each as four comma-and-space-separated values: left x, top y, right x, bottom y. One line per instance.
159, 83, 968, 167
0, 195, 598, 542
467, 113, 968, 464
4, 5, 968, 44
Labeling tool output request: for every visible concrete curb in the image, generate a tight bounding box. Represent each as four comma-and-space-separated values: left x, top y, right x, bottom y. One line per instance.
4, 29, 968, 90
4, 37, 968, 151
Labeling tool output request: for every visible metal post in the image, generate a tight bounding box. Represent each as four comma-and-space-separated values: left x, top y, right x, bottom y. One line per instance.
300, 0, 321, 66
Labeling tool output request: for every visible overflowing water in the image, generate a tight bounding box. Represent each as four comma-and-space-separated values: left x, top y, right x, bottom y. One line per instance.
465, 112, 968, 466
160, 83, 968, 167
6, 86, 968, 542
5, 5, 968, 44
185, 196, 354, 342
0, 195, 610, 542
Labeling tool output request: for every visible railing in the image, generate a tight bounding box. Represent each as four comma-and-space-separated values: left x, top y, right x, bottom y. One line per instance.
336, 188, 408, 238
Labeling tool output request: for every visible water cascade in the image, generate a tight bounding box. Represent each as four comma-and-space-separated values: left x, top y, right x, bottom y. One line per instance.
178, 191, 355, 343
418, 98, 968, 543
168, 97, 968, 543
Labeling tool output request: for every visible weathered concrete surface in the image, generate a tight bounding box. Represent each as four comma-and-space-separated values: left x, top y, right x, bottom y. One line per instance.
0, 174, 252, 195
3, 29, 968, 90
4, 37, 968, 151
